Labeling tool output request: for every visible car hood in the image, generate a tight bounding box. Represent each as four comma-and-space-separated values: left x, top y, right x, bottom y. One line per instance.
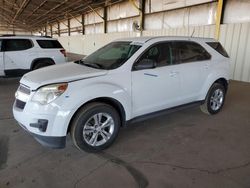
20, 62, 108, 90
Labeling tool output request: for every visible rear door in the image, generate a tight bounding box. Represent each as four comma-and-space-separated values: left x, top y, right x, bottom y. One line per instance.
3, 39, 33, 72
36, 39, 66, 63
172, 41, 211, 103
0, 39, 4, 76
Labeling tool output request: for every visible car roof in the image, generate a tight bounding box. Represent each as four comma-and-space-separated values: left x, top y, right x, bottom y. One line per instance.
116, 36, 216, 44
0, 35, 57, 40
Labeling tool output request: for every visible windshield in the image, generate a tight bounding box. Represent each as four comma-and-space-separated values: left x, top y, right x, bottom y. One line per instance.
75, 41, 141, 70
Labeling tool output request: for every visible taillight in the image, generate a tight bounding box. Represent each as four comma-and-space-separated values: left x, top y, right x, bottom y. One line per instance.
60, 49, 66, 57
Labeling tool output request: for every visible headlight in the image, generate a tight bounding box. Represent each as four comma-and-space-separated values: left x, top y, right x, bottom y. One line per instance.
32, 83, 68, 105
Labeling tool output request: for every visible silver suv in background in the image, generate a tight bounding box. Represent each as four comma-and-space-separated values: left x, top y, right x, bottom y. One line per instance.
0, 35, 67, 77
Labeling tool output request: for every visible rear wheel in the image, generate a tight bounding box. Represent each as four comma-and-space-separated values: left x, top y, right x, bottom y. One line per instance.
70, 102, 120, 152
200, 83, 226, 115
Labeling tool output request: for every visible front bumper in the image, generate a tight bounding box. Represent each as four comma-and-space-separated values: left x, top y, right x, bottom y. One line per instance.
19, 122, 66, 148
13, 99, 72, 149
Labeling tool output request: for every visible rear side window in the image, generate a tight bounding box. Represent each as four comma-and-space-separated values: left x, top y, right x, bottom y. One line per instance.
4, 39, 33, 51
37, 40, 63, 49
206, 42, 229, 58
172, 41, 211, 64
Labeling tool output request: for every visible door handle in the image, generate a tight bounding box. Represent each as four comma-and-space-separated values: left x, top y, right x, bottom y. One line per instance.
170, 71, 179, 77
144, 73, 158, 77
204, 63, 209, 69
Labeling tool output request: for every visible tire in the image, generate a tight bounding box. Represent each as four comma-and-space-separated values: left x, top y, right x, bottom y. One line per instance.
70, 102, 120, 152
33, 61, 53, 70
200, 83, 226, 115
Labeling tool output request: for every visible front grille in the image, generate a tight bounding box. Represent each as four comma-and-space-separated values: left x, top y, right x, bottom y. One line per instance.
15, 99, 26, 110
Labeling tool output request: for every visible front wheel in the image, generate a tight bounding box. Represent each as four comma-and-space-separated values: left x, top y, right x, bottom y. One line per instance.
70, 103, 120, 152
200, 83, 226, 115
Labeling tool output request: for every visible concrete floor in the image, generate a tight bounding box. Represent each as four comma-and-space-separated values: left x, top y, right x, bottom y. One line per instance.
0, 78, 250, 188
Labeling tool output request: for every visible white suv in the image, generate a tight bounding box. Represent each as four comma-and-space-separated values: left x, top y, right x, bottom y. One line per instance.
0, 35, 66, 77
13, 36, 230, 152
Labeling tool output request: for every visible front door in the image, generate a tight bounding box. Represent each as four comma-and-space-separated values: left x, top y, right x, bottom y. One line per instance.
131, 42, 181, 117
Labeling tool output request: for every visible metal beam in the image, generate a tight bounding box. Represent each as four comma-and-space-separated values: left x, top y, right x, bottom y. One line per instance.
29, 0, 68, 24
25, 0, 47, 19
88, 5, 104, 20
29, 0, 90, 28
68, 13, 82, 24
11, 0, 31, 25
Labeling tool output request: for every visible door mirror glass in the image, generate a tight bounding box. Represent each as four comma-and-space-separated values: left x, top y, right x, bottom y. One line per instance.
134, 58, 156, 70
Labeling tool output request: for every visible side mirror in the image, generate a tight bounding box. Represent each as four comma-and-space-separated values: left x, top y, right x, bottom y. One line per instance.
134, 59, 156, 70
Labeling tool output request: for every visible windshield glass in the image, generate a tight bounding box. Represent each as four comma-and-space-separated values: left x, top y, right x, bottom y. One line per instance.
75, 41, 141, 70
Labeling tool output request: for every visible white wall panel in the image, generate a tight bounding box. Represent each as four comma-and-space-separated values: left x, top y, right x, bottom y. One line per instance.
145, 2, 216, 30
60, 20, 68, 30
85, 9, 104, 25
108, 17, 140, 33
146, 0, 214, 13
224, 0, 250, 24
85, 23, 104, 34
58, 22, 250, 83
70, 16, 82, 28
108, 1, 139, 20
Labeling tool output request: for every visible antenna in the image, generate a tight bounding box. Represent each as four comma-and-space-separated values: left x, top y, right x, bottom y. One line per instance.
191, 28, 195, 38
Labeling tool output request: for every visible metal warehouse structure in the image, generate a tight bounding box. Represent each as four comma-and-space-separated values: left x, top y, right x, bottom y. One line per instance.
0, 0, 250, 82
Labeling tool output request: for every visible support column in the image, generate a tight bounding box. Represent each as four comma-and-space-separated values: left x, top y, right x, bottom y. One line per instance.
50, 24, 53, 37
45, 25, 47, 36
215, 0, 224, 40
103, 6, 107, 33
139, 0, 146, 31
82, 14, 85, 35
68, 18, 71, 36
58, 22, 60, 36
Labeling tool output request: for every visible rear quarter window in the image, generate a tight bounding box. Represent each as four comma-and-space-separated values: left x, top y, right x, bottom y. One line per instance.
36, 40, 63, 49
206, 42, 229, 58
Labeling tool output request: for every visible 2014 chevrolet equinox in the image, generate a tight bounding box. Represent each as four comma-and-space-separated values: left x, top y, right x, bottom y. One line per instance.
13, 36, 230, 152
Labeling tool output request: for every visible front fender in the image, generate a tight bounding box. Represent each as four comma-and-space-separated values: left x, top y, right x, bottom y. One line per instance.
56, 82, 131, 136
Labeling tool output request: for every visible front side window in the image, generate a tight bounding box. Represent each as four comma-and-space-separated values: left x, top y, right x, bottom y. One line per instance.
75, 41, 141, 70
133, 42, 172, 70
4, 39, 33, 51
172, 41, 211, 64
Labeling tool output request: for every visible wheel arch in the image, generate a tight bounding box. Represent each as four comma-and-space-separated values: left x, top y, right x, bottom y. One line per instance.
67, 97, 126, 134
214, 77, 228, 92
31, 58, 55, 70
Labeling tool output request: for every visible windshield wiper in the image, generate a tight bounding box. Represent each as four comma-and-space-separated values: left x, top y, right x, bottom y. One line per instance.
75, 60, 104, 69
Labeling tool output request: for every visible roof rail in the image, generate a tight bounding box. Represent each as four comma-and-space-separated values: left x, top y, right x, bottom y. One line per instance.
0, 34, 54, 38
0, 34, 16, 37
42, 36, 52, 38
